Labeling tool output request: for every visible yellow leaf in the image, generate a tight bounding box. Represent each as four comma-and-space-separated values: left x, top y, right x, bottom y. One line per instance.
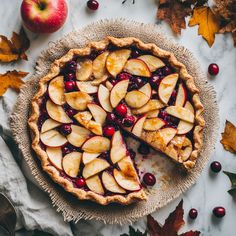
189, 6, 220, 47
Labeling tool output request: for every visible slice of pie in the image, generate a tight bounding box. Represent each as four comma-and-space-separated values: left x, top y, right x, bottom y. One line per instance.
28, 37, 205, 205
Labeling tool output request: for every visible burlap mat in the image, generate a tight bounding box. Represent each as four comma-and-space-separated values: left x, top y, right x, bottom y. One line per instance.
10, 19, 219, 224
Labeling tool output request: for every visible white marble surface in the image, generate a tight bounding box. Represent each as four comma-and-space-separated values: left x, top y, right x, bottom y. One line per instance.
0, 0, 236, 235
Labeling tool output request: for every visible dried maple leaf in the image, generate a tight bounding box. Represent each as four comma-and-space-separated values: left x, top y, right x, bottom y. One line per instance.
147, 200, 200, 236
220, 120, 236, 153
0, 70, 28, 96
157, 0, 193, 34
189, 6, 220, 47
0, 27, 30, 62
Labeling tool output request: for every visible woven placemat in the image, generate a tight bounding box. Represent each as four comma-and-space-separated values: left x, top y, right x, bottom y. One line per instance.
10, 19, 219, 224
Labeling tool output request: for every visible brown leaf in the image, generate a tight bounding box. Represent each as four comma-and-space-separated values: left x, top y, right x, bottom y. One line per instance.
0, 70, 28, 96
147, 200, 201, 236
0, 27, 30, 62
157, 0, 193, 34
220, 120, 236, 153
189, 6, 220, 47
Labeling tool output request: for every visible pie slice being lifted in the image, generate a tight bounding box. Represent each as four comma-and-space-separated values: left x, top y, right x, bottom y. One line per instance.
28, 37, 205, 205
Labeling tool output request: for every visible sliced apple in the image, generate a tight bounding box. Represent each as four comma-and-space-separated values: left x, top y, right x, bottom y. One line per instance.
86, 175, 104, 195
102, 172, 126, 194
138, 55, 165, 72
76, 81, 98, 94
175, 83, 187, 107
74, 111, 102, 135
158, 73, 179, 104
91, 75, 108, 86
110, 131, 127, 164
87, 103, 107, 125
132, 99, 165, 115
76, 59, 93, 81
146, 109, 159, 118
165, 106, 194, 123
139, 83, 152, 98
106, 49, 131, 77
131, 115, 146, 137
40, 130, 67, 147
67, 125, 91, 147
65, 92, 92, 111
180, 137, 192, 161
110, 79, 129, 108
82, 136, 111, 153
143, 118, 166, 131
46, 147, 63, 170
82, 152, 100, 165
48, 76, 65, 105
41, 118, 61, 133
157, 127, 177, 146
82, 158, 110, 179
125, 90, 149, 108
117, 156, 138, 179
124, 59, 151, 77
46, 100, 72, 123
93, 51, 109, 80
98, 84, 112, 112
177, 101, 194, 134
62, 152, 82, 178
113, 169, 140, 191
105, 80, 113, 91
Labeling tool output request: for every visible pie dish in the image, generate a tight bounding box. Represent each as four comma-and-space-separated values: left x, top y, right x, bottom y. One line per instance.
28, 36, 205, 205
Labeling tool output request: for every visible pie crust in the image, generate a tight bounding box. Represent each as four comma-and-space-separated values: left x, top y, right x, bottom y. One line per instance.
28, 36, 205, 205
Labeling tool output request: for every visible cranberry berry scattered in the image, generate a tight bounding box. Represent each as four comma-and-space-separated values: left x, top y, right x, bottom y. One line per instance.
122, 115, 135, 127
60, 124, 72, 135
87, 0, 99, 10
66, 61, 77, 72
64, 72, 75, 81
65, 81, 76, 92
210, 161, 222, 173
189, 208, 198, 219
162, 66, 172, 76
138, 143, 150, 155
143, 173, 156, 186
106, 112, 117, 123
131, 49, 140, 58
208, 63, 219, 76
115, 104, 127, 117
159, 110, 168, 120
76, 177, 86, 188
62, 146, 71, 156
213, 207, 226, 218
66, 108, 76, 117
150, 75, 161, 89
103, 126, 115, 137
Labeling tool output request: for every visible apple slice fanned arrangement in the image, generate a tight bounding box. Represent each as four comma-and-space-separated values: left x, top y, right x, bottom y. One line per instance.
29, 37, 205, 205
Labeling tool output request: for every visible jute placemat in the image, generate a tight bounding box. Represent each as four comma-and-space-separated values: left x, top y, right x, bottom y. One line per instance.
10, 19, 219, 224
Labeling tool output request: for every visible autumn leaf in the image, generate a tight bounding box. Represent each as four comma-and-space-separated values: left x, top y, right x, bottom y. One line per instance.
147, 200, 200, 236
223, 171, 236, 197
121, 226, 147, 236
0, 70, 28, 96
189, 6, 220, 47
220, 120, 236, 153
0, 27, 30, 62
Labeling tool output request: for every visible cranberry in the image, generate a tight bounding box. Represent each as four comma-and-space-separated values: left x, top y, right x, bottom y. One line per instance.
65, 81, 76, 92
189, 208, 198, 219
117, 72, 132, 81
138, 143, 150, 155
143, 173, 156, 186
208, 63, 219, 76
131, 49, 140, 58
87, 0, 99, 10
62, 146, 71, 155
155, 68, 164, 77
64, 73, 75, 81
162, 66, 172, 76
106, 113, 117, 123
122, 116, 135, 127
128, 149, 136, 159
159, 110, 168, 120
115, 104, 127, 117
150, 75, 161, 89
210, 161, 222, 173
66, 108, 76, 117
66, 61, 77, 72
60, 124, 72, 135
103, 126, 115, 137
76, 177, 86, 188
171, 90, 177, 99
213, 207, 225, 218
100, 151, 110, 160
109, 78, 117, 85
128, 82, 139, 91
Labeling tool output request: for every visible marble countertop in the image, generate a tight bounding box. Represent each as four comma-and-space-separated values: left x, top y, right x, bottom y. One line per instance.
1, 0, 236, 235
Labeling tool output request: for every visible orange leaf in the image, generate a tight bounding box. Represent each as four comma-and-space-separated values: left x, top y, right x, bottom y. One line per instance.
0, 70, 28, 96
0, 27, 30, 62
189, 6, 220, 47
220, 120, 236, 153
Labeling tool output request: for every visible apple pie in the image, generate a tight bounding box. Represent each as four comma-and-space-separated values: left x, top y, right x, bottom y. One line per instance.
28, 37, 205, 205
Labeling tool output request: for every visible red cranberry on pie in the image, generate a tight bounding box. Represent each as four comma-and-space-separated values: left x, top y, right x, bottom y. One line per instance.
65, 81, 76, 92
66, 61, 77, 72
150, 75, 161, 89
162, 66, 172, 76
159, 110, 168, 120
122, 115, 135, 127
76, 177, 86, 188
132, 77, 145, 88
62, 146, 71, 155
115, 104, 127, 117
66, 108, 76, 117
131, 49, 140, 58
103, 126, 115, 137
106, 112, 117, 123
60, 124, 72, 135
64, 72, 75, 81
117, 72, 133, 81
208, 63, 219, 76
143, 173, 156, 186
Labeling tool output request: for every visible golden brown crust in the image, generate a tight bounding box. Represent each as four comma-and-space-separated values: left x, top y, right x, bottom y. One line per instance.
28, 36, 205, 205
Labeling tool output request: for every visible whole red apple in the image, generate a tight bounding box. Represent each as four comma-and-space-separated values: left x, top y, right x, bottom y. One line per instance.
21, 0, 68, 33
